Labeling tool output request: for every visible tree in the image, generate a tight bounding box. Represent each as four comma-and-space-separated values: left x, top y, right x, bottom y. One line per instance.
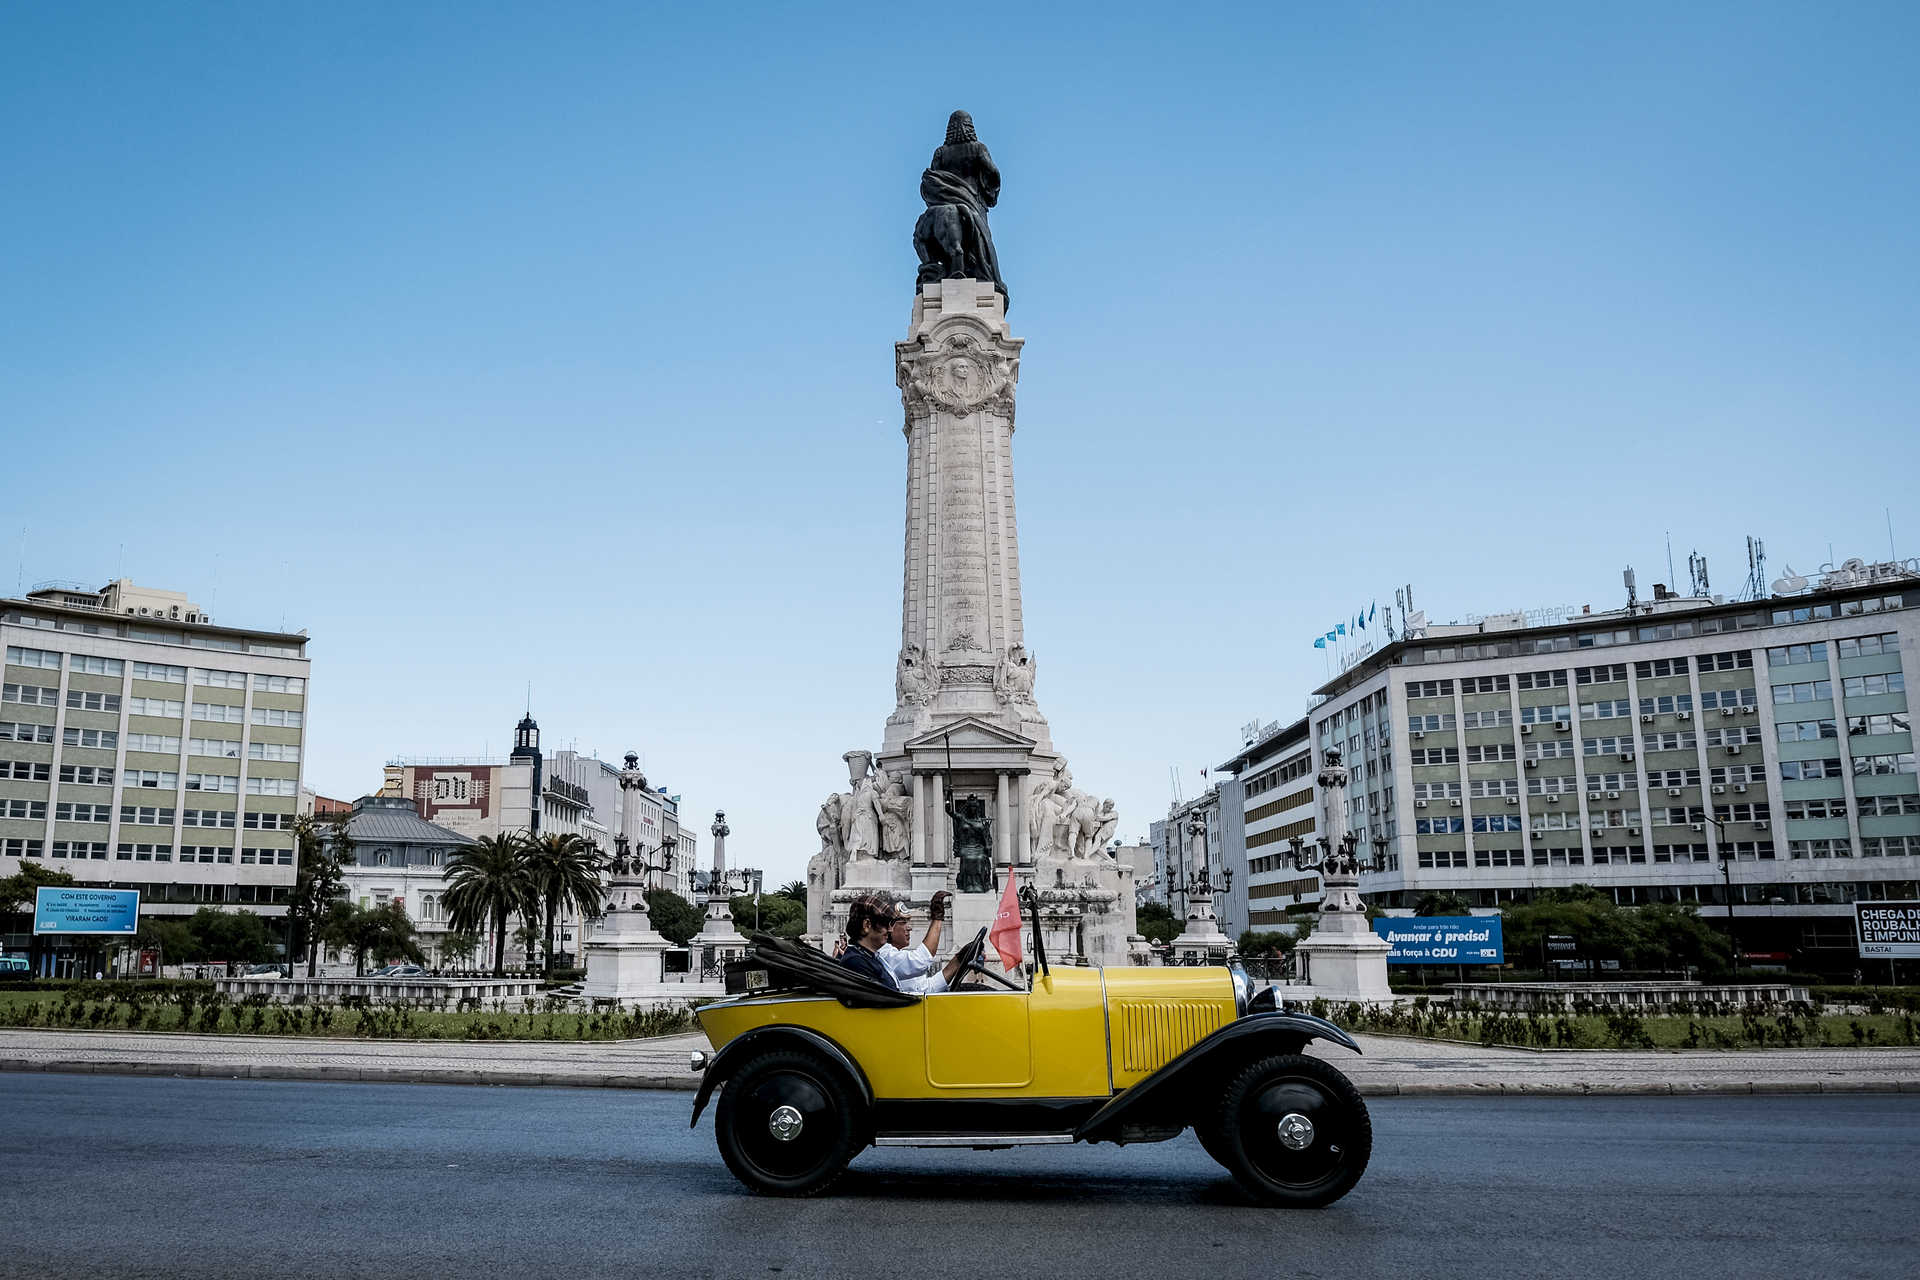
1136, 901, 1180, 945
1414, 892, 1473, 917
645, 889, 704, 948
289, 815, 353, 976
186, 908, 274, 966
444, 833, 538, 976
1236, 929, 1292, 956
0, 860, 76, 972
136, 916, 195, 963
774, 880, 807, 907
323, 902, 423, 975
524, 832, 604, 974
732, 892, 805, 939
439, 931, 481, 970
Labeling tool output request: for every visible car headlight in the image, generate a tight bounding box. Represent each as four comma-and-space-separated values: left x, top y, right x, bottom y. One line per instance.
1228, 961, 1251, 1018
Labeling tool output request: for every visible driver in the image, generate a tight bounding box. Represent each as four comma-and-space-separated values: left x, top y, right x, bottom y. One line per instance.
879, 892, 951, 994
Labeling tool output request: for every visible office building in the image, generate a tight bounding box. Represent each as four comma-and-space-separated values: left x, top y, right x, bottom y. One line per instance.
1309, 560, 1917, 969
1213, 716, 1322, 936
2, 580, 310, 926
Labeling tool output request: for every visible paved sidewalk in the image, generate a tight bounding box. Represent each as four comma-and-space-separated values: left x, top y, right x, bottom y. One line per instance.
6, 1026, 1920, 1096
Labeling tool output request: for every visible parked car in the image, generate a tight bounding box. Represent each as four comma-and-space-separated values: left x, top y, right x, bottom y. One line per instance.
370, 964, 428, 978
242, 963, 291, 978
689, 890, 1369, 1207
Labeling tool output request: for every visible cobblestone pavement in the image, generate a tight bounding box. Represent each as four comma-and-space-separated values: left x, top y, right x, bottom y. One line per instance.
5, 1026, 1919, 1094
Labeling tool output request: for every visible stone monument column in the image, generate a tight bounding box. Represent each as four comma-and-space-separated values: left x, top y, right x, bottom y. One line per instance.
1294, 752, 1393, 1000
580, 752, 671, 1004
995, 772, 1012, 868
696, 809, 747, 957
911, 772, 928, 864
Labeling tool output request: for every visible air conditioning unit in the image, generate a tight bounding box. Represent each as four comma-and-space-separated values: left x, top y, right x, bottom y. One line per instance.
1506, 796, 1519, 806
1547, 795, 1561, 804
1555, 720, 1570, 731
1450, 798, 1462, 807
1678, 711, 1692, 721
1591, 825, 1607, 835
1521, 724, 1534, 734
1691, 823, 1706, 833
1667, 786, 1683, 797
1728, 745, 1743, 755
1721, 707, 1736, 717
1587, 793, 1602, 802
1525, 759, 1538, 769
1641, 714, 1655, 724
1415, 799, 1428, 809
1620, 752, 1636, 762
1608, 790, 1621, 800
1735, 783, 1749, 793
1629, 826, 1642, 836
1712, 784, 1726, 794
1414, 730, 1426, 739
1756, 820, 1770, 830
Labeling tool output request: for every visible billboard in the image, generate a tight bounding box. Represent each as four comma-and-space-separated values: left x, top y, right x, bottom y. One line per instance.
1373, 916, 1504, 965
34, 887, 140, 935
1856, 901, 1920, 959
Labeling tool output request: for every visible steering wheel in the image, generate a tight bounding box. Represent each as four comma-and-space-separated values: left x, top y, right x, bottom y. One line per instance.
946, 926, 1022, 992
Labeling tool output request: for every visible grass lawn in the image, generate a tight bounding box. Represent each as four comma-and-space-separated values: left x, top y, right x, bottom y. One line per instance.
0, 988, 697, 1041
1340, 1003, 1919, 1050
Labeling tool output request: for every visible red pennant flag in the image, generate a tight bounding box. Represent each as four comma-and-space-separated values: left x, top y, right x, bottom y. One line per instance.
988, 869, 1023, 970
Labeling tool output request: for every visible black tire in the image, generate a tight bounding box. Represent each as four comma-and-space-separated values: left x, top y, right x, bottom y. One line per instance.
1211, 1053, 1371, 1208
714, 1049, 862, 1197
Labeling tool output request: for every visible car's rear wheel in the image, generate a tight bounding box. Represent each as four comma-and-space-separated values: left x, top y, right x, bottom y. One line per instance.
1211, 1053, 1370, 1208
714, 1049, 861, 1197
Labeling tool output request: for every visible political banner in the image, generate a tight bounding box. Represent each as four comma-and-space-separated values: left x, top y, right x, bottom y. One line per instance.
1373, 916, 1504, 965
1856, 901, 1920, 959
34, 887, 140, 935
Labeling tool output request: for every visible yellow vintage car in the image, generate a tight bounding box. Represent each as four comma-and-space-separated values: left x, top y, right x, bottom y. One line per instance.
689, 895, 1370, 1207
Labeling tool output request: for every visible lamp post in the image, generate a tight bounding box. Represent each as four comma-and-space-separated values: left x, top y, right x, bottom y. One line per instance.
1703, 814, 1740, 976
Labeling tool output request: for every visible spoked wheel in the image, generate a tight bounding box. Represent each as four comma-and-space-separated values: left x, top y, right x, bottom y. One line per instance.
714, 1049, 862, 1197
1211, 1053, 1371, 1208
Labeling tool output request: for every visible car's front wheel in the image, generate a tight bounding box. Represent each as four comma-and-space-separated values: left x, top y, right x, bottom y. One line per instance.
714, 1049, 862, 1197
1210, 1053, 1370, 1208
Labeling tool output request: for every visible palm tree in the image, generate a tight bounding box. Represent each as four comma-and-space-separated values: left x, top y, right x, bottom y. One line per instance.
525, 831, 605, 974
444, 833, 538, 977
775, 880, 808, 907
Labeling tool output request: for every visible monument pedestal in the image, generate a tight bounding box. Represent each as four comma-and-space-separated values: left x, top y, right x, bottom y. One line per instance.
581, 880, 672, 1006
1171, 890, 1231, 963
1294, 881, 1392, 1002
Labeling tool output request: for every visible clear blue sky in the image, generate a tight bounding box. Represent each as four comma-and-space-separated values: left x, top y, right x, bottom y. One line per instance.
4, 2, 1915, 885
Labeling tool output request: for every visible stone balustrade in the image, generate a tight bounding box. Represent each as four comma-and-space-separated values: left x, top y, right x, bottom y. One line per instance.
1447, 981, 1811, 1012
214, 976, 547, 1006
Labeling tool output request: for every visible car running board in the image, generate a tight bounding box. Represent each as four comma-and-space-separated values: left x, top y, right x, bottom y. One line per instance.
872, 1133, 1077, 1148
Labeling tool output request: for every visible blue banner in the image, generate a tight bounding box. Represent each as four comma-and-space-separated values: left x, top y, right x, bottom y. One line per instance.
34, 887, 140, 935
1373, 915, 1504, 965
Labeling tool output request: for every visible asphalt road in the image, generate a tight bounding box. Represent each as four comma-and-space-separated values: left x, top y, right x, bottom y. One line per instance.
1, 1075, 1914, 1280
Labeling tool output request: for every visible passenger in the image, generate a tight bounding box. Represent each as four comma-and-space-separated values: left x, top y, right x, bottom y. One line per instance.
878, 892, 952, 993
835, 894, 901, 988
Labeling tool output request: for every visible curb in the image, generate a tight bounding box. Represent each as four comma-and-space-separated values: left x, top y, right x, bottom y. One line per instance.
7, 1056, 1919, 1096
0, 1058, 700, 1091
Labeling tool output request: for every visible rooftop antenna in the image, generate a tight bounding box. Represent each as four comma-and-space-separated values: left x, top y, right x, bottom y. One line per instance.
1169, 765, 1183, 806
1889, 507, 1898, 560
1688, 550, 1710, 597
1623, 567, 1637, 612
1745, 536, 1767, 601
1665, 533, 1675, 591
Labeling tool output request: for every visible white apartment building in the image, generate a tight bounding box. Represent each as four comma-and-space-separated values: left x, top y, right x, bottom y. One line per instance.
1311, 562, 1918, 971
2, 581, 310, 929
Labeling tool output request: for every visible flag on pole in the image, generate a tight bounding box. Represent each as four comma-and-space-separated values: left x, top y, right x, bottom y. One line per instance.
988, 868, 1023, 969
1336, 622, 1346, 637
1314, 636, 1327, 649
1369, 601, 1377, 624
1356, 610, 1366, 632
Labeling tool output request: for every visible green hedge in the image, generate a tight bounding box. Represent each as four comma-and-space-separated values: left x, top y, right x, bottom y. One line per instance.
1810, 986, 1920, 1009
0, 977, 216, 1000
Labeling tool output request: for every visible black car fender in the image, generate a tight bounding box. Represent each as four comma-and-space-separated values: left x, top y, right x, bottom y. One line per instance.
689, 1025, 874, 1128
1074, 1011, 1360, 1144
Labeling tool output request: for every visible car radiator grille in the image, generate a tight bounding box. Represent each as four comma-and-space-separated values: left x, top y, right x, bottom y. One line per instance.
1114, 999, 1225, 1076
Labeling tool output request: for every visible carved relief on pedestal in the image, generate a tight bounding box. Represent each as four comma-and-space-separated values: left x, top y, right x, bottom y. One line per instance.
896, 329, 1018, 419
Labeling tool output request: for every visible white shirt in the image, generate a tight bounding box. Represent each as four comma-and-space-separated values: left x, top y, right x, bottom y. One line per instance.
878, 941, 947, 994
